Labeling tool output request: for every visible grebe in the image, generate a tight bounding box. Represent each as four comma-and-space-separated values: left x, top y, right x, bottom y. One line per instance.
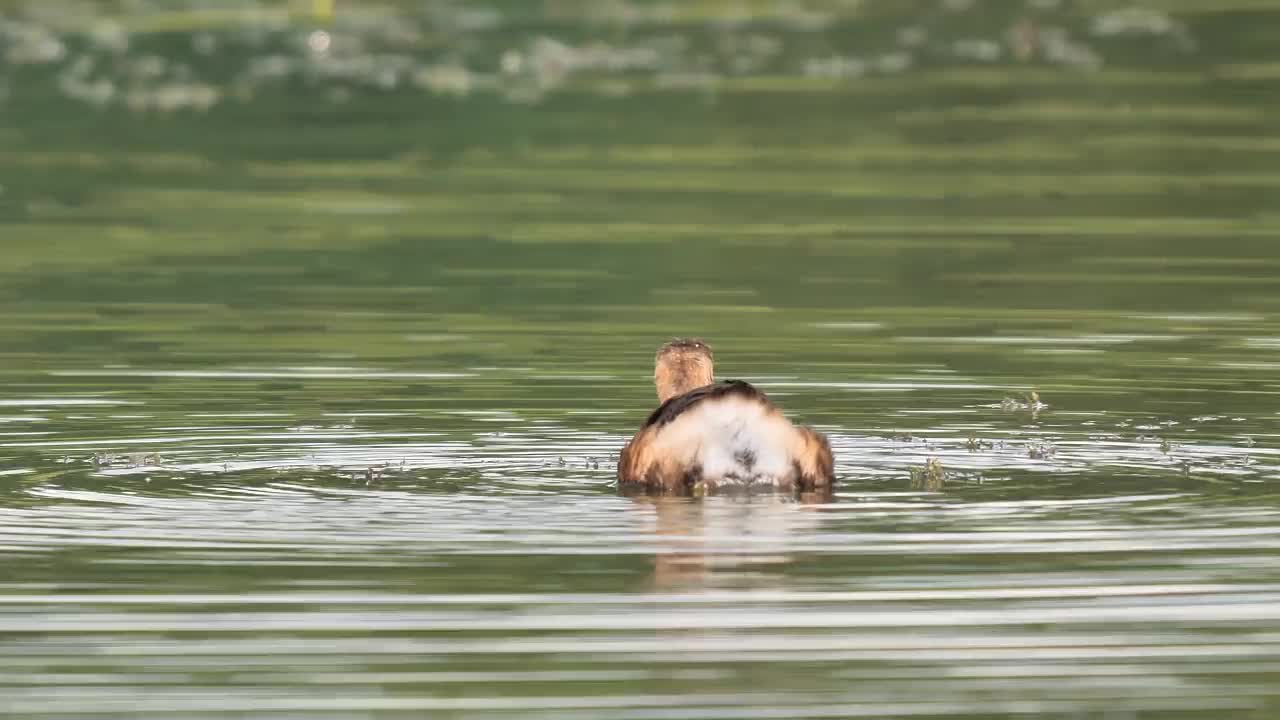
617, 339, 835, 493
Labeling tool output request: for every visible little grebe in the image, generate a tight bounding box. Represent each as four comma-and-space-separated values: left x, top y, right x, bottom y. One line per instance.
617, 339, 834, 493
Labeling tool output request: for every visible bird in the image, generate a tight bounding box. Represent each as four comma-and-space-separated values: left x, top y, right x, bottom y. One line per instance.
617, 338, 834, 494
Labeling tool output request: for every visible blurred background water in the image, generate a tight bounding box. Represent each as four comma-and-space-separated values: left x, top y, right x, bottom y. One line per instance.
3, 0, 1280, 717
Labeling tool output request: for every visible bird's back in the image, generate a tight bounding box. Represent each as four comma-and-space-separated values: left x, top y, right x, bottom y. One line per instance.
618, 381, 833, 493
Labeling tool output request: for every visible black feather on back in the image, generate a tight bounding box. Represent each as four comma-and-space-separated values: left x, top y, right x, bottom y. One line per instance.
641, 380, 767, 429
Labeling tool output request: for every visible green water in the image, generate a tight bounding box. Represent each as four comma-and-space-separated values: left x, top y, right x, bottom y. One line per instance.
3, 1, 1280, 717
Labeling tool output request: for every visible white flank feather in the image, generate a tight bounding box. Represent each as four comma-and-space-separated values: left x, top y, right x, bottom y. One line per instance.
648, 396, 794, 486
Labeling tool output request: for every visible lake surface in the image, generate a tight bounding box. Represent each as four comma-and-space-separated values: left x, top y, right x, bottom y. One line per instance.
3, 1, 1280, 717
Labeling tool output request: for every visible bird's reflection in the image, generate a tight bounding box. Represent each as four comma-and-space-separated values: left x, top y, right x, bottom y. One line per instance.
625, 489, 833, 589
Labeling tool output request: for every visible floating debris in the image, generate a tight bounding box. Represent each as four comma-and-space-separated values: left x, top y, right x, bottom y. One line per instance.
1027, 441, 1057, 460
90, 452, 161, 468
1001, 390, 1048, 414
966, 434, 993, 452
909, 457, 946, 491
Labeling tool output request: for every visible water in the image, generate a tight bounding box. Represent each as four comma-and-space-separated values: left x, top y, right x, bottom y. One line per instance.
3, 1, 1280, 717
